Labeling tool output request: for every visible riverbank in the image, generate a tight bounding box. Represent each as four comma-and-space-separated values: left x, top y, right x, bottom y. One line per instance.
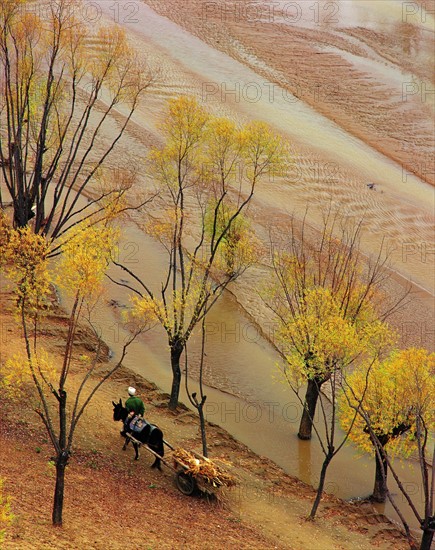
0, 283, 409, 549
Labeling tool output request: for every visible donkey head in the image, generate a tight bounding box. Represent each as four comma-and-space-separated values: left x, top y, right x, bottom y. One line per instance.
112, 398, 125, 421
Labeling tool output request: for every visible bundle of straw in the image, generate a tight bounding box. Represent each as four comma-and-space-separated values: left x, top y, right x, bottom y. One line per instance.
173, 448, 237, 488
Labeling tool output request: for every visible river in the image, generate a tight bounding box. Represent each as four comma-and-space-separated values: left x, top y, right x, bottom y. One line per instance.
72, 0, 435, 534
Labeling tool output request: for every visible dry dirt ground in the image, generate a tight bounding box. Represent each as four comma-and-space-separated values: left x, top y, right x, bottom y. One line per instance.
0, 282, 410, 550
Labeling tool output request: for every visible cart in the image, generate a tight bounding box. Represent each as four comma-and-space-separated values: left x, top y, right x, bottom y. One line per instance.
125, 433, 234, 496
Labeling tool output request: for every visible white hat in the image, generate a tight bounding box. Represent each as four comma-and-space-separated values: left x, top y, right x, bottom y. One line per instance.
128, 386, 136, 396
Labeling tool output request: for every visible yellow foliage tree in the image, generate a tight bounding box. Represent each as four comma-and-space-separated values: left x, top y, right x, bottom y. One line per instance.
0, 211, 12, 267
1, 349, 57, 400
263, 207, 408, 519
339, 348, 435, 549
0, 0, 150, 235
274, 284, 395, 518
113, 96, 287, 409
2, 226, 51, 314
340, 349, 434, 459
266, 208, 408, 441
0, 217, 149, 527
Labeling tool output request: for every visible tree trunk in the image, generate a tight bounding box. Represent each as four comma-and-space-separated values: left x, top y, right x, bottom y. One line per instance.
420, 528, 433, 550
13, 195, 33, 228
420, 527, 434, 550
298, 378, 322, 440
52, 452, 69, 526
169, 341, 183, 410
198, 402, 208, 457
309, 451, 333, 519
372, 447, 388, 502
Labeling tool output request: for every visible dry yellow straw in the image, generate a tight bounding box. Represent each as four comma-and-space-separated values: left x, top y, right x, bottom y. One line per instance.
173, 448, 237, 487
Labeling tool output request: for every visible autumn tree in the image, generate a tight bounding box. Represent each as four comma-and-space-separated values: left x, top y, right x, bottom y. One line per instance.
112, 96, 286, 409
0, 217, 149, 526
339, 354, 413, 503
265, 208, 409, 440
0, 0, 150, 236
275, 285, 394, 518
340, 348, 435, 550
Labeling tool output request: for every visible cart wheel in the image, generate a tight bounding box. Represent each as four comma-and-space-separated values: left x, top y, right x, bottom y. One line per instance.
175, 470, 197, 496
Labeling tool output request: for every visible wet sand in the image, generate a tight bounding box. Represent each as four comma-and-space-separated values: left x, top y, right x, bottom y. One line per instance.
95, 0, 435, 298
145, 0, 434, 185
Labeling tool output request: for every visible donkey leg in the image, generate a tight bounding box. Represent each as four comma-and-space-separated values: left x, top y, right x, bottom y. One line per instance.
150, 434, 163, 470
122, 438, 129, 451
150, 443, 162, 470
134, 443, 139, 460
151, 457, 161, 470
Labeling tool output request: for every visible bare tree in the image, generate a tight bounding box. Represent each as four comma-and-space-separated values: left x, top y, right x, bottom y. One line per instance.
0, 0, 150, 237
184, 308, 209, 457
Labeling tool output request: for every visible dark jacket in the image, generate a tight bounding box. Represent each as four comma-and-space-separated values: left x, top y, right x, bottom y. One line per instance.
125, 395, 145, 416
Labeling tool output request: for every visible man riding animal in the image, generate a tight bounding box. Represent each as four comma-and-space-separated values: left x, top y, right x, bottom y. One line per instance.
112, 388, 165, 469
126, 386, 145, 416
121, 386, 145, 436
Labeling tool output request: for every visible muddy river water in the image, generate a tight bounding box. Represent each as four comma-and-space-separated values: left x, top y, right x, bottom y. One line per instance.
73, 0, 434, 532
